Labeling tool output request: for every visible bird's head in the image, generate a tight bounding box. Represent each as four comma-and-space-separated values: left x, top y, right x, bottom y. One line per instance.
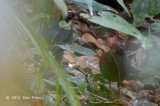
116, 44, 126, 55
65, 11, 78, 23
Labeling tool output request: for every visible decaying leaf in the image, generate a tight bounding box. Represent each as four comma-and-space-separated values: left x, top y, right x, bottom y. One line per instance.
73, 56, 100, 74
63, 54, 76, 63
82, 33, 110, 53
114, 98, 130, 106
82, 33, 97, 43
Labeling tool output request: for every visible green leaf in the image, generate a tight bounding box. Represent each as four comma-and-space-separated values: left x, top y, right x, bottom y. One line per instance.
64, 0, 117, 13
85, 0, 93, 16
55, 44, 71, 50
80, 11, 153, 49
59, 21, 71, 30
68, 76, 86, 94
64, 51, 77, 58
56, 44, 97, 56
130, 0, 160, 27
71, 46, 96, 56
117, 0, 131, 17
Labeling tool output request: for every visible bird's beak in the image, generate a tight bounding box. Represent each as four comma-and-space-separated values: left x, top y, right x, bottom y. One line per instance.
72, 15, 78, 21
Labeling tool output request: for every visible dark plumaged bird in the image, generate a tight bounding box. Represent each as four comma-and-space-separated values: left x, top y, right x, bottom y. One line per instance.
38, 11, 77, 62
99, 44, 130, 94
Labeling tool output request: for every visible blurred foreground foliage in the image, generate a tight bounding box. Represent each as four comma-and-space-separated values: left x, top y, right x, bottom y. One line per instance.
1, 0, 160, 106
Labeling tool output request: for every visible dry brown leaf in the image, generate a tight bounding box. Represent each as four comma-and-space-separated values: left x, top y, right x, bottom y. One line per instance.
82, 33, 96, 43
73, 22, 89, 34
96, 38, 110, 53
82, 33, 110, 53
65, 67, 85, 78
63, 54, 76, 63
88, 24, 101, 29
114, 98, 130, 106
72, 56, 101, 74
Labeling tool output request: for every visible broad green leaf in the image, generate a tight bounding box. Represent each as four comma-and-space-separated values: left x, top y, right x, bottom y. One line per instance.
80, 11, 153, 49
85, 0, 93, 16
56, 44, 97, 56
117, 0, 131, 17
71, 46, 96, 56
55, 44, 71, 50
64, 51, 77, 58
68, 76, 86, 94
64, 0, 117, 13
130, 0, 160, 27
59, 20, 71, 30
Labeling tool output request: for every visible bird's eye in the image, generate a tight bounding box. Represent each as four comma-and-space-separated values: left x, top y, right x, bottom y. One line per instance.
68, 13, 73, 17
116, 44, 126, 55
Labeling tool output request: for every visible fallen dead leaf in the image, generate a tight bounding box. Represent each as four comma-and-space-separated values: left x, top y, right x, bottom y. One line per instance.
72, 56, 101, 74
114, 97, 130, 106
63, 54, 76, 63
96, 38, 110, 53
82, 33, 96, 43
82, 33, 110, 53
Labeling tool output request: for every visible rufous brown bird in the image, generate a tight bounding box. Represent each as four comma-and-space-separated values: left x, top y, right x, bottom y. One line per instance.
99, 44, 130, 95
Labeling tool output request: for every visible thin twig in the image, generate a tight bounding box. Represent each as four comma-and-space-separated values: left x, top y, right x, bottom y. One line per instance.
110, 52, 120, 83
89, 92, 109, 102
